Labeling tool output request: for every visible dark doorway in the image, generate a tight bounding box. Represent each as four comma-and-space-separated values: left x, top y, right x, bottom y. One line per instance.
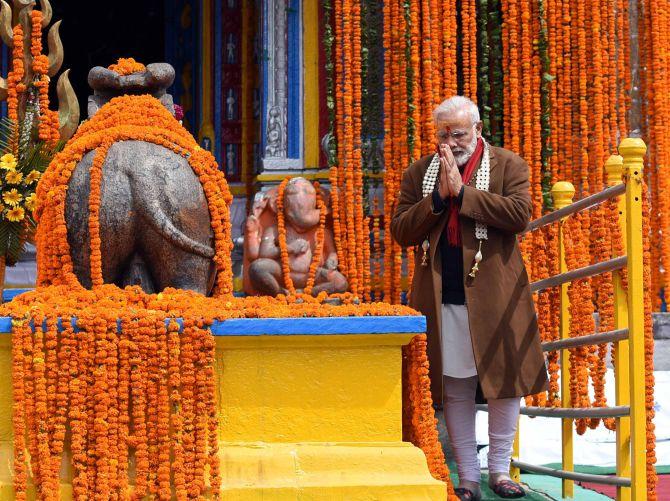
51, 0, 165, 118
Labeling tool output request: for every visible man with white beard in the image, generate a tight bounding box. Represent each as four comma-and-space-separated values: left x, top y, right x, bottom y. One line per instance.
391, 96, 547, 500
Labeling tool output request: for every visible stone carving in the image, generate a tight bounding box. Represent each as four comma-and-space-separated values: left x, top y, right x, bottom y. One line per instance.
243, 177, 347, 296
225, 143, 238, 176
265, 106, 284, 156
226, 33, 237, 64
66, 63, 216, 295
263, 0, 289, 161
226, 88, 237, 120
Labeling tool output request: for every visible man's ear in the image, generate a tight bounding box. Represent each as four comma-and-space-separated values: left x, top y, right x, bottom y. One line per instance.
475, 121, 483, 137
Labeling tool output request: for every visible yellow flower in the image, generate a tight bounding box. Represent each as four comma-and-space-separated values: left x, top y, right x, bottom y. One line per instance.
3, 189, 22, 206
6, 206, 24, 222
24, 193, 36, 211
25, 170, 41, 184
5, 170, 22, 184
0, 153, 17, 171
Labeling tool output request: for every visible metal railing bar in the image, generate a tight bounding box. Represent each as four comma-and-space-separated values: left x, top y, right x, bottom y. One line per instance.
530, 256, 627, 292
523, 183, 626, 234
476, 404, 630, 418
541, 328, 629, 352
510, 461, 631, 487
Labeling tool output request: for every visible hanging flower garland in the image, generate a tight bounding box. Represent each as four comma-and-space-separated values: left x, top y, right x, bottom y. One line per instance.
8, 24, 25, 152
642, 182, 658, 499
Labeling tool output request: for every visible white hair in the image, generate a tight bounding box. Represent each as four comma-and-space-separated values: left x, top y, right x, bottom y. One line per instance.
432, 96, 480, 125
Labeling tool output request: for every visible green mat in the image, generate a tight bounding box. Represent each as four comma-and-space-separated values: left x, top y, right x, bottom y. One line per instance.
447, 461, 611, 500
540, 462, 670, 475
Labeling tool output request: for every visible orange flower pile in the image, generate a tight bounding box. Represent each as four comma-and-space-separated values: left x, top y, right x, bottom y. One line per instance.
108, 57, 147, 75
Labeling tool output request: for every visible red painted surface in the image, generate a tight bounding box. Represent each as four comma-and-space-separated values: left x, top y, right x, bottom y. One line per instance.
578, 474, 669, 499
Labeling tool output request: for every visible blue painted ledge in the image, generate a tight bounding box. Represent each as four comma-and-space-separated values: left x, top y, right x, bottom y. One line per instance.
2, 288, 31, 302
0, 315, 427, 336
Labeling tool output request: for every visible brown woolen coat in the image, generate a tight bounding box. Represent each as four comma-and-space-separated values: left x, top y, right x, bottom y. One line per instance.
391, 145, 549, 402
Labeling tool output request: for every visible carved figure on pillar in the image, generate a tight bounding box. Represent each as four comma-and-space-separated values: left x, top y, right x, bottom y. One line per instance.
265, 106, 285, 157
243, 177, 347, 296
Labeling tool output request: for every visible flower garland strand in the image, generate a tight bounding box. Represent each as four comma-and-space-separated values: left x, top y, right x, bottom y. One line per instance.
8, 24, 25, 153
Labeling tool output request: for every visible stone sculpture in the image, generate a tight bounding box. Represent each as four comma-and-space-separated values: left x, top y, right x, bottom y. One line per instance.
243, 177, 347, 296
65, 63, 216, 294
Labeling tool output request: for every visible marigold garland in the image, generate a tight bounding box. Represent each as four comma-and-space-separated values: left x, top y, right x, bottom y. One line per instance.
8, 24, 25, 152
642, 182, 658, 499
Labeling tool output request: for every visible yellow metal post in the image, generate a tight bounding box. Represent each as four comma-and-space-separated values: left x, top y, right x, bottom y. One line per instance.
619, 138, 648, 500
606, 154, 631, 501
551, 181, 576, 498
303, 0, 320, 169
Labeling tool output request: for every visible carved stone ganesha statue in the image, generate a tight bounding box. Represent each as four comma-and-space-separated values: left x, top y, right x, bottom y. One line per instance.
243, 177, 347, 296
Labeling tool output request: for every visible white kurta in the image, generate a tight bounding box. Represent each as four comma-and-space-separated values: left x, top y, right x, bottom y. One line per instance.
440, 304, 478, 378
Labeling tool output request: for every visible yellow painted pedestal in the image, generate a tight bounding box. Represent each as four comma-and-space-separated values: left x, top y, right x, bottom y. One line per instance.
0, 328, 446, 499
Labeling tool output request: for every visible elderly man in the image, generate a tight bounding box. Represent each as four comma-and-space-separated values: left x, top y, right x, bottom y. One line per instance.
391, 96, 548, 500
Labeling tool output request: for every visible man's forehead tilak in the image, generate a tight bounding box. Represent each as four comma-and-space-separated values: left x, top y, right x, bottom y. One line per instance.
436, 115, 473, 132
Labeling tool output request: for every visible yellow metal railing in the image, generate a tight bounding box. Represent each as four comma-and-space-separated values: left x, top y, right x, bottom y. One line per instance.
478, 138, 649, 500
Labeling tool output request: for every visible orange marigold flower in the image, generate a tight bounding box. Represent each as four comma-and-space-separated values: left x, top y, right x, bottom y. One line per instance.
108, 57, 146, 76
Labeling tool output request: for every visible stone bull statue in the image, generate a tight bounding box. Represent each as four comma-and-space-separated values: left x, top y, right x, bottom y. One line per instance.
65, 63, 216, 294
243, 177, 347, 296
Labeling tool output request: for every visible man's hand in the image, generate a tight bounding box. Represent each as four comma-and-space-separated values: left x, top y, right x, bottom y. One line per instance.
438, 144, 463, 198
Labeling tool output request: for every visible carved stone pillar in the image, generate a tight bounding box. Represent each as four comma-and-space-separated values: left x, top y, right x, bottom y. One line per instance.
259, 0, 303, 178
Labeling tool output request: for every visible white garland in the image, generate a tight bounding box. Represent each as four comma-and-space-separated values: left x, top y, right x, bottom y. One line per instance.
422, 140, 490, 241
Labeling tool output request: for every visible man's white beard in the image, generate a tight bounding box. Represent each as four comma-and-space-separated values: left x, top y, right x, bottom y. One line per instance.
452, 135, 478, 167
